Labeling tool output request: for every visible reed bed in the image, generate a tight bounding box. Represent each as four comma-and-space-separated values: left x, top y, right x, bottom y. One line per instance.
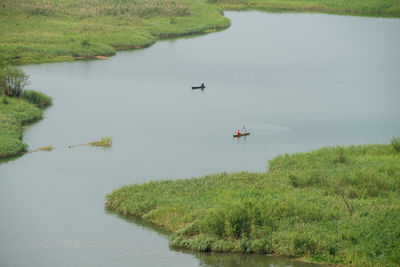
21, 90, 52, 108
0, 97, 43, 158
212, 0, 400, 17
0, 0, 229, 64
10, 0, 191, 18
107, 142, 400, 266
2, 0, 399, 64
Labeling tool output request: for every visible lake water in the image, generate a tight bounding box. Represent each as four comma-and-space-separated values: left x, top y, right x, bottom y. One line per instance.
1, 11, 399, 266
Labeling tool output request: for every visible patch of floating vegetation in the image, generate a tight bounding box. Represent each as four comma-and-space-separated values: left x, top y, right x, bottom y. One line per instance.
29, 146, 54, 153
69, 137, 112, 148
89, 137, 112, 147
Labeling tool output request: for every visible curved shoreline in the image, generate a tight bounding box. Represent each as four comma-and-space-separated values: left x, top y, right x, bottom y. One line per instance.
59, 23, 232, 63
2, 0, 399, 65
72, 24, 230, 61
0, 93, 51, 159
3, 2, 400, 266
106, 144, 400, 266
218, 3, 400, 19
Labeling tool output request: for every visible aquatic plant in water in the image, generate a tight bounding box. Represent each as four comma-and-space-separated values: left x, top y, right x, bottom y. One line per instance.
69, 137, 112, 148
89, 137, 112, 147
29, 146, 54, 153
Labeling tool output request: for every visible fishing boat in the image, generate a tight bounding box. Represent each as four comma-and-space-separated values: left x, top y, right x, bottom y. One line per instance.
192, 83, 205, 90
233, 132, 250, 137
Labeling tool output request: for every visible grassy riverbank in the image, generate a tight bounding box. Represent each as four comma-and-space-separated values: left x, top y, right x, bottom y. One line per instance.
107, 143, 400, 266
213, 0, 400, 17
0, 93, 51, 158
2, 0, 399, 65
0, 0, 229, 65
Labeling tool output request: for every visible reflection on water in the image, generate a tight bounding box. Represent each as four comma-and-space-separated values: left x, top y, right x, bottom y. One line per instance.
105, 208, 318, 267
104, 207, 170, 236
0, 156, 19, 166
198, 253, 320, 267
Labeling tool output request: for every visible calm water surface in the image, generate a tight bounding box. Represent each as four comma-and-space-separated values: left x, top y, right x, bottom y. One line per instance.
1, 11, 400, 266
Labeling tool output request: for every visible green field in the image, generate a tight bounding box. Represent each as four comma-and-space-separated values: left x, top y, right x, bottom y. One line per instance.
212, 0, 400, 16
0, 0, 229, 65
1, 0, 399, 65
107, 143, 400, 266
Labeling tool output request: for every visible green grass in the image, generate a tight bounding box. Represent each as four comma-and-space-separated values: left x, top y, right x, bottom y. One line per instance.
106, 143, 400, 266
0, 96, 46, 157
2, 0, 399, 65
211, 0, 400, 17
0, 91, 51, 158
20, 90, 53, 108
0, 0, 230, 65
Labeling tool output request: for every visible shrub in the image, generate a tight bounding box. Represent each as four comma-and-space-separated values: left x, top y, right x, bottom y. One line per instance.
201, 202, 257, 240
336, 146, 346, 163
1, 96, 8, 105
0, 65, 30, 97
21, 90, 52, 108
170, 17, 177, 24
391, 136, 400, 152
224, 203, 251, 239
289, 174, 299, 187
200, 206, 227, 238
238, 238, 251, 253
81, 39, 91, 47
0, 135, 28, 158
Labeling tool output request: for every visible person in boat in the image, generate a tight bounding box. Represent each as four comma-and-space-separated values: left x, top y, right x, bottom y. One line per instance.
237, 129, 240, 135
192, 83, 205, 90
241, 125, 247, 133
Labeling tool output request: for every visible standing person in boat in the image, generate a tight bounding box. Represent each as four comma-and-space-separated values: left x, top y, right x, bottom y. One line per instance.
241, 125, 247, 134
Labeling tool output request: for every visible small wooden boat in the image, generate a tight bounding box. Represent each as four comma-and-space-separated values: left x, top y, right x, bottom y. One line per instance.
192, 84, 205, 90
233, 132, 250, 137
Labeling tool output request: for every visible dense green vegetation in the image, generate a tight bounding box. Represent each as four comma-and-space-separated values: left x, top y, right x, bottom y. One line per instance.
107, 142, 400, 266
0, 97, 42, 157
20, 90, 53, 108
2, 0, 399, 65
0, 0, 229, 64
212, 0, 400, 17
0, 66, 52, 158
